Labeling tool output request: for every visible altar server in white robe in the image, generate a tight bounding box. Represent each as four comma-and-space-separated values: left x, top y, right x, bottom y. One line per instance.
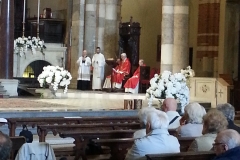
92, 47, 105, 90
76, 49, 92, 90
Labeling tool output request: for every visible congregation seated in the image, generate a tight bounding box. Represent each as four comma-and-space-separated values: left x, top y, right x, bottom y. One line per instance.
213, 129, 240, 160
133, 107, 157, 139
124, 59, 145, 94
178, 102, 206, 137
103, 53, 131, 89
125, 110, 180, 160
217, 103, 240, 133
0, 132, 12, 160
162, 98, 181, 129
188, 109, 228, 152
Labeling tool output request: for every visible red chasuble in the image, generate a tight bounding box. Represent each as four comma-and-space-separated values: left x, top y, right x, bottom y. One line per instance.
113, 58, 131, 83
124, 64, 145, 89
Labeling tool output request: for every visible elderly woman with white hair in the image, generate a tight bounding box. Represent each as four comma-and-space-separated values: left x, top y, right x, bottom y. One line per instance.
178, 102, 206, 137
217, 103, 240, 133
188, 109, 228, 152
125, 110, 180, 160
133, 107, 157, 138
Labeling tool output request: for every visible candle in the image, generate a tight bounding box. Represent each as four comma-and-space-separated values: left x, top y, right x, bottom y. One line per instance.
37, 0, 40, 24
23, 0, 26, 23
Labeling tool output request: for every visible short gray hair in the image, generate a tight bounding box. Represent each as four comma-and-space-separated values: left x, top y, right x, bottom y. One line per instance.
138, 107, 156, 125
184, 102, 206, 124
217, 103, 235, 121
219, 129, 240, 150
146, 110, 169, 129
121, 53, 127, 57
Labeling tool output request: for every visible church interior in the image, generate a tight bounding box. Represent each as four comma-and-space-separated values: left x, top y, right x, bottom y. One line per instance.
0, 0, 240, 159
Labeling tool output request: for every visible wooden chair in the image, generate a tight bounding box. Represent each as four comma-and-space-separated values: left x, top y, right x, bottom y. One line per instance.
139, 66, 151, 93
146, 151, 216, 160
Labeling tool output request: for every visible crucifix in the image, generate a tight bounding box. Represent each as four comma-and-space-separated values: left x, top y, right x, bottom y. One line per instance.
218, 89, 224, 97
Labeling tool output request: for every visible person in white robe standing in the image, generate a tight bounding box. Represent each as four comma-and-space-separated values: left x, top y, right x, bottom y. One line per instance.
92, 47, 105, 90
76, 49, 91, 90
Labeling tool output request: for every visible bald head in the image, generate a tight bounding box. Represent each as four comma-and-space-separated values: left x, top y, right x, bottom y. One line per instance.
214, 129, 240, 156
162, 98, 177, 112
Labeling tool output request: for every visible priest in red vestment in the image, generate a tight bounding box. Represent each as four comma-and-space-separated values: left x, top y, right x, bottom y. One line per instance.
124, 59, 145, 94
113, 53, 131, 89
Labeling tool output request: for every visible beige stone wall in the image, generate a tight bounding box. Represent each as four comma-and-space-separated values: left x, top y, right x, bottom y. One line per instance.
27, 0, 67, 19
121, 0, 162, 68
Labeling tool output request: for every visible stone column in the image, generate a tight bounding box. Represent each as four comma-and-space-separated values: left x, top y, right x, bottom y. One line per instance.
96, 0, 105, 51
69, 0, 86, 88
0, 0, 18, 96
104, 0, 119, 59
161, 0, 174, 72
172, 0, 189, 73
84, 0, 97, 57
0, 0, 14, 79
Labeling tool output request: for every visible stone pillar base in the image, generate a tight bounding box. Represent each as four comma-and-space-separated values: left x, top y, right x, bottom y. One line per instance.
0, 79, 18, 97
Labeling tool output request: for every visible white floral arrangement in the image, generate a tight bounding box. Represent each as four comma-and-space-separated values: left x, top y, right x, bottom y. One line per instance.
181, 66, 195, 79
37, 66, 72, 94
146, 71, 190, 113
14, 36, 46, 57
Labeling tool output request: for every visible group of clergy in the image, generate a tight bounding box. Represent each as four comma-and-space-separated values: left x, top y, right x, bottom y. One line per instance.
76, 47, 145, 94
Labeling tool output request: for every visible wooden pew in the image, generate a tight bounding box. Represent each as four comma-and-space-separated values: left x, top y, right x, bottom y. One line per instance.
37, 123, 140, 142
10, 136, 26, 160
91, 137, 195, 160
146, 151, 216, 160
59, 130, 136, 160
7, 116, 139, 136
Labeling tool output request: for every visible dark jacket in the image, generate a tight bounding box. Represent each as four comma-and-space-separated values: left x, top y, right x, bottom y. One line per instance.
213, 146, 240, 160
228, 120, 240, 134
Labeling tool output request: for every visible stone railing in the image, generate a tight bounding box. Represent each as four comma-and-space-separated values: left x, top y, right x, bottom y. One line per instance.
189, 77, 233, 108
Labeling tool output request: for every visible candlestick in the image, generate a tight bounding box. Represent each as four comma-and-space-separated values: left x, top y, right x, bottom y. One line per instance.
37, 0, 40, 38
37, 0, 40, 24
23, 0, 26, 23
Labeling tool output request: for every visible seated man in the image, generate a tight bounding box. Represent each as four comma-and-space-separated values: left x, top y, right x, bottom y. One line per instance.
103, 59, 121, 89
213, 129, 240, 160
217, 103, 240, 133
162, 98, 181, 129
133, 106, 157, 139
0, 132, 12, 160
103, 53, 131, 89
125, 110, 180, 160
124, 59, 145, 94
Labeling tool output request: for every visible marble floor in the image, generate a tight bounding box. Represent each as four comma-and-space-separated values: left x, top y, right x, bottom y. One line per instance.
0, 90, 153, 111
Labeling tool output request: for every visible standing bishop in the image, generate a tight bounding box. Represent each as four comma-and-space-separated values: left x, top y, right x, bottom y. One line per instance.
92, 47, 105, 90
76, 49, 92, 90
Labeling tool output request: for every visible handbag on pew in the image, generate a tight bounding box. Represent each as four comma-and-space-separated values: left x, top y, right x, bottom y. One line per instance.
19, 125, 33, 143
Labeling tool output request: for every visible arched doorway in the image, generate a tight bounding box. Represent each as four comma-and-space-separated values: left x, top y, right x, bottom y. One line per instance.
23, 60, 51, 78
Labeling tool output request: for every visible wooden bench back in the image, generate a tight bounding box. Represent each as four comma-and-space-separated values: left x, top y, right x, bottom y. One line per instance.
7, 116, 139, 136
10, 136, 26, 160
146, 151, 216, 160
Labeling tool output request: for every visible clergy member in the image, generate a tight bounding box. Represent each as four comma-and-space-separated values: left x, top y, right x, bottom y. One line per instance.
92, 47, 105, 90
103, 58, 121, 89
124, 59, 145, 94
112, 53, 131, 89
76, 49, 91, 90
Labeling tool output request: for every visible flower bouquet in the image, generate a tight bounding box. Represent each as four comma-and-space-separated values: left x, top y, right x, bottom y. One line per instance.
14, 36, 46, 57
146, 70, 190, 113
37, 66, 72, 94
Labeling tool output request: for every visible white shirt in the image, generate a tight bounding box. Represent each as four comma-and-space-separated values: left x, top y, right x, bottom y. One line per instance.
166, 111, 181, 129
179, 123, 203, 137
133, 129, 146, 139
125, 129, 180, 160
